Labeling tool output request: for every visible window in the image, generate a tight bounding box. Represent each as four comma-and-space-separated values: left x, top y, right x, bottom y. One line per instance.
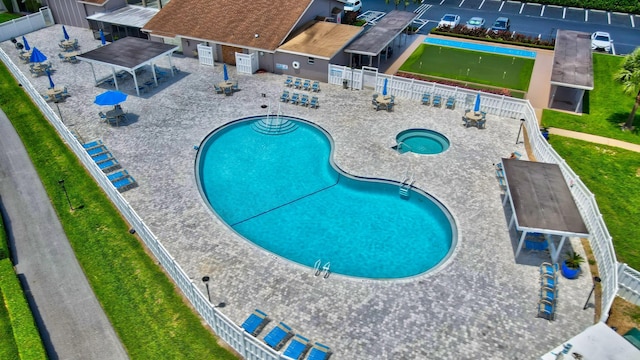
307, 57, 315, 65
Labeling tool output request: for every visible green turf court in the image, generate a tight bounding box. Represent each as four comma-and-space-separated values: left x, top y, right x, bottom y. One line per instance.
399, 44, 535, 92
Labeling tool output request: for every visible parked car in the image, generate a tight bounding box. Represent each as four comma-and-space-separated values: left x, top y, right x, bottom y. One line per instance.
344, 0, 362, 12
438, 14, 460, 28
591, 31, 612, 52
465, 17, 485, 30
490, 17, 510, 32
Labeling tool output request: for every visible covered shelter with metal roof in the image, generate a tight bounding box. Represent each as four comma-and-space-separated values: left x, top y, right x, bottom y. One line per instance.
548, 30, 594, 113
77, 37, 178, 96
344, 10, 417, 68
86, 5, 158, 42
500, 159, 589, 264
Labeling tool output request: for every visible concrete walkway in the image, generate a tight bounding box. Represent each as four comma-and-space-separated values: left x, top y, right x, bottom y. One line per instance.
0, 110, 128, 360
548, 127, 640, 152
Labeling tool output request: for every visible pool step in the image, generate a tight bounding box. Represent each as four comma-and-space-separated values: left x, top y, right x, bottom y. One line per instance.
252, 118, 298, 135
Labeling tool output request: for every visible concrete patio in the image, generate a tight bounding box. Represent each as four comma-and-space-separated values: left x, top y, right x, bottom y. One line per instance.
2, 25, 596, 359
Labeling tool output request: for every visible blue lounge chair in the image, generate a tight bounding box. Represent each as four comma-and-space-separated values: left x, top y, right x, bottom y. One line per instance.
433, 95, 442, 107
300, 94, 309, 107
290, 93, 300, 105
241, 309, 269, 336
98, 158, 121, 173
87, 145, 109, 156
307, 342, 331, 360
112, 175, 137, 192
537, 299, 555, 321
282, 334, 310, 360
540, 287, 557, 304
311, 81, 320, 92
302, 79, 311, 91
107, 170, 130, 182
540, 262, 559, 278
293, 78, 302, 89
83, 140, 103, 149
446, 96, 456, 109
284, 76, 293, 87
309, 96, 319, 109
540, 276, 557, 290
92, 152, 114, 163
280, 90, 290, 102
263, 322, 293, 350
422, 93, 431, 105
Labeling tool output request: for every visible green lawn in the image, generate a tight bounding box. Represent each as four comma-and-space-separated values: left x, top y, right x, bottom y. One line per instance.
0, 12, 21, 23
0, 61, 237, 359
549, 136, 640, 269
542, 53, 640, 144
399, 44, 534, 91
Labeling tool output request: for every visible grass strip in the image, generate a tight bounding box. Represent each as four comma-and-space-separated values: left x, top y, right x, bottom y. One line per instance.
0, 12, 22, 23
0, 60, 237, 358
548, 136, 640, 269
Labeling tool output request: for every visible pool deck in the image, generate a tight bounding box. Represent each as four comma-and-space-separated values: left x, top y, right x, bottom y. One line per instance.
2, 26, 595, 359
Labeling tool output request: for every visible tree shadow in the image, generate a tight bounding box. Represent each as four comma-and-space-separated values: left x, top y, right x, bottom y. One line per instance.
607, 111, 640, 133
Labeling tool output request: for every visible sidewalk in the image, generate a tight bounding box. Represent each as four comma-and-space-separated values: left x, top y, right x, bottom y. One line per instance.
0, 110, 128, 360
549, 127, 640, 152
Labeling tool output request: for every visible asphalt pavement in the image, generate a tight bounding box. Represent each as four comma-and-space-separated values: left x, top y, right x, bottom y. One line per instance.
0, 110, 128, 360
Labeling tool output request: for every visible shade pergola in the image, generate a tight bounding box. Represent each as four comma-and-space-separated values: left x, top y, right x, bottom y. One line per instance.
501, 159, 589, 264
76, 37, 179, 96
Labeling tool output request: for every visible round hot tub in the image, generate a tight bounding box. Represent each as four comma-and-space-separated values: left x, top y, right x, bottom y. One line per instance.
395, 129, 449, 155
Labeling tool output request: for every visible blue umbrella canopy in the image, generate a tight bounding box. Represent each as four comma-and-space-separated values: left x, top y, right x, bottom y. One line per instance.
223, 63, 229, 81
99, 29, 106, 45
473, 93, 481, 113
29, 48, 47, 63
94, 90, 127, 106
22, 36, 30, 51
46, 70, 55, 89
62, 26, 70, 40
382, 78, 388, 96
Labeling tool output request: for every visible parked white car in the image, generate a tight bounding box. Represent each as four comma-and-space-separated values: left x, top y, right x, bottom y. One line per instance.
344, 0, 362, 12
438, 14, 460, 28
591, 31, 612, 52
465, 17, 485, 29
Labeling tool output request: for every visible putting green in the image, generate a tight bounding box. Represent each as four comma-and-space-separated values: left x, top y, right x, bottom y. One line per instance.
399, 44, 535, 92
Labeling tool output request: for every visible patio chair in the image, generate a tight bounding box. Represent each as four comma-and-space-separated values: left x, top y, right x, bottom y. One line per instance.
477, 118, 486, 129
311, 81, 320, 92
293, 78, 302, 89
62, 87, 70, 98
539, 262, 559, 278
371, 94, 379, 106
53, 93, 64, 103
300, 94, 309, 107
290, 93, 300, 105
540, 287, 557, 305
302, 79, 311, 91
309, 96, 319, 109
284, 76, 293, 87
92, 152, 114, 163
307, 342, 331, 360
98, 158, 121, 173
83, 140, 103, 149
98, 111, 108, 122
224, 86, 233, 96
263, 322, 293, 350
107, 170, 130, 182
422, 93, 431, 105
540, 275, 557, 290
282, 334, 310, 360
232, 81, 239, 92
58, 53, 66, 61
42, 94, 51, 102
537, 299, 555, 321
386, 102, 394, 112
433, 95, 442, 107
214, 84, 223, 94
280, 90, 290, 102
112, 175, 137, 192
446, 96, 456, 109
87, 145, 109, 157
241, 309, 269, 336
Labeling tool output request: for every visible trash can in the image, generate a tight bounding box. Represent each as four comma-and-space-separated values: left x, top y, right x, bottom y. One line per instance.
540, 128, 549, 140
343, 79, 348, 89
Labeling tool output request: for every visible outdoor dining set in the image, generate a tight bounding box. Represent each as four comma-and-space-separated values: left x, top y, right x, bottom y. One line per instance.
372, 93, 395, 112
214, 64, 239, 96
95, 90, 129, 126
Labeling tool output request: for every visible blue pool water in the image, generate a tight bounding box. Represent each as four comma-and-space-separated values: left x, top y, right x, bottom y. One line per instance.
396, 129, 450, 155
424, 37, 537, 59
196, 116, 456, 279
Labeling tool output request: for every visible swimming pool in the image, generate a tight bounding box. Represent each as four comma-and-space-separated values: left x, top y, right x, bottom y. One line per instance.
395, 129, 450, 155
424, 37, 537, 59
196, 116, 456, 279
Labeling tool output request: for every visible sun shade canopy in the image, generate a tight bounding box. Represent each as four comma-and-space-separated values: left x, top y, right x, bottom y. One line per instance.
344, 10, 417, 56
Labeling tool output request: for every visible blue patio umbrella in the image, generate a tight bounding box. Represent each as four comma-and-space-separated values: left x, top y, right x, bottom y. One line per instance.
382, 78, 388, 96
94, 90, 127, 106
62, 25, 70, 40
22, 36, 30, 51
29, 47, 47, 63
223, 64, 229, 81
46, 70, 55, 89
99, 29, 106, 45
473, 93, 481, 113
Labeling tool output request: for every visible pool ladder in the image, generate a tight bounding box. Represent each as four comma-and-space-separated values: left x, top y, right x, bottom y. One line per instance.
399, 172, 414, 198
314, 259, 331, 279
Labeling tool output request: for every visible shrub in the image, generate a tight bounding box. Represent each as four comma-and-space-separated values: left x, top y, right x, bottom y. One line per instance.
431, 26, 555, 50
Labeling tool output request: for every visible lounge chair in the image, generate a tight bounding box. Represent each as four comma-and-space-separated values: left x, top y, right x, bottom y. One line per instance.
309, 96, 319, 109
311, 81, 320, 92
112, 175, 137, 192
433, 95, 442, 107
263, 322, 293, 350
302, 79, 311, 91
284, 76, 293, 87
282, 334, 310, 360
293, 78, 302, 89
540, 287, 557, 304
540, 262, 559, 278
83, 140, 103, 149
280, 90, 290, 102
241, 309, 269, 336
540, 276, 557, 290
421, 93, 431, 105
87, 145, 109, 156
290, 93, 300, 105
107, 170, 130, 182
307, 342, 331, 360
97, 158, 121, 173
92, 152, 114, 164
537, 299, 555, 321
300, 94, 309, 107
446, 96, 456, 109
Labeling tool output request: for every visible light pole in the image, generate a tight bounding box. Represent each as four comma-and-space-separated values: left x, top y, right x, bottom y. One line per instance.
583, 276, 601, 310
515, 118, 525, 144
202, 276, 211, 303
58, 179, 74, 211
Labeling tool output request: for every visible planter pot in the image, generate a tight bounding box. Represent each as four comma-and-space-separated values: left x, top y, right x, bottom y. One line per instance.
561, 260, 581, 279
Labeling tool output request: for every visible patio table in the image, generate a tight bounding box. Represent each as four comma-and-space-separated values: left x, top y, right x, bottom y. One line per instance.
60, 39, 77, 50
464, 111, 483, 127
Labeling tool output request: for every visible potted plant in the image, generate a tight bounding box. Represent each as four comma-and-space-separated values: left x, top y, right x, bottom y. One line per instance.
561, 251, 584, 279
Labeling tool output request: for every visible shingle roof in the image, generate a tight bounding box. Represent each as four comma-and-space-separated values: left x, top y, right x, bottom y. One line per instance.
278, 22, 364, 59
142, 0, 313, 51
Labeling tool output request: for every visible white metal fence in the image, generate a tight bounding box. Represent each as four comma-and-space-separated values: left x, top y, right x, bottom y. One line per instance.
0, 7, 54, 43
618, 263, 640, 305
